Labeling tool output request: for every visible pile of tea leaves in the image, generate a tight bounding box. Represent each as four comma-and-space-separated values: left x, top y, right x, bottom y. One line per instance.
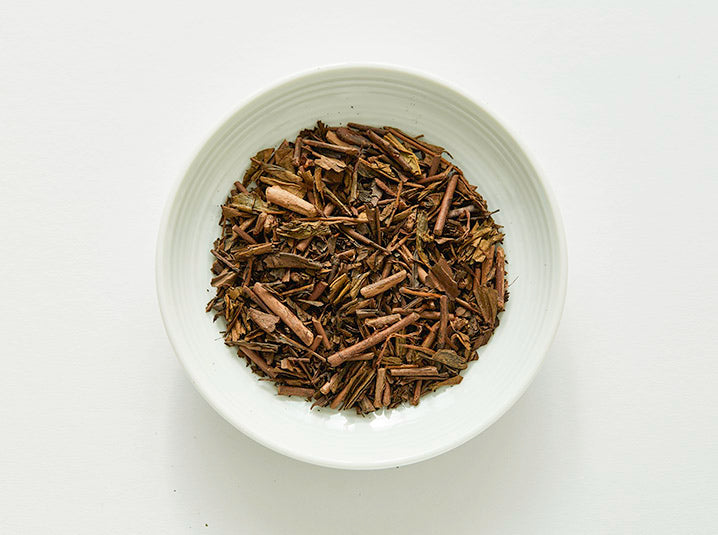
207, 122, 507, 412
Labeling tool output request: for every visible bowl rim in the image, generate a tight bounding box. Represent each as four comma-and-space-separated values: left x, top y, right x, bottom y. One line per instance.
156, 62, 568, 469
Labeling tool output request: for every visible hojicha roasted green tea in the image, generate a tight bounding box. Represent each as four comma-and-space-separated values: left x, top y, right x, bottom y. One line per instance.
206, 122, 508, 412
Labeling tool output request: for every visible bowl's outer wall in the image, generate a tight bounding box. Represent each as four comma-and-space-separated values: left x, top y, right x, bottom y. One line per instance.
156, 65, 567, 469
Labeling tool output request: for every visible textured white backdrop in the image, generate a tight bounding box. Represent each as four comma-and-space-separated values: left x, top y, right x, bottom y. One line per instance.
1, 1, 716, 533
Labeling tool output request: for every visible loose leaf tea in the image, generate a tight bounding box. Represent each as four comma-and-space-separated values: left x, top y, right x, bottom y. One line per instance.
206, 122, 508, 413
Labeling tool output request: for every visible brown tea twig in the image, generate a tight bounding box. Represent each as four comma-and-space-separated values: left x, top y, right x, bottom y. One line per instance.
429, 375, 463, 391
428, 154, 442, 176
496, 245, 506, 309
439, 295, 449, 349
330, 367, 363, 409
241, 286, 272, 314
311, 317, 332, 350
327, 313, 420, 367
373, 367, 387, 408
422, 321, 440, 349
382, 381, 391, 406
233, 181, 250, 195
360, 270, 408, 298
347, 122, 386, 135
301, 138, 361, 156
265, 186, 318, 217
277, 385, 315, 397
320, 373, 341, 395
344, 352, 375, 362
253, 282, 315, 346
342, 226, 387, 252
335, 127, 371, 147
399, 288, 443, 299
307, 281, 328, 302
389, 366, 439, 377
433, 172, 459, 236
359, 396, 376, 413
411, 380, 422, 405
417, 167, 450, 185
292, 137, 303, 167
309, 335, 323, 352
448, 205, 477, 218
365, 130, 416, 176
238, 346, 277, 379
364, 314, 402, 329
232, 225, 257, 244
384, 127, 442, 156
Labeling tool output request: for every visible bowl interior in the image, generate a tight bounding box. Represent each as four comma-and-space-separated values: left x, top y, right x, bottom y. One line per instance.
157, 66, 566, 469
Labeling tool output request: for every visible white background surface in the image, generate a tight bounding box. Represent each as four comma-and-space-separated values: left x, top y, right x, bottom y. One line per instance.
1, 1, 716, 533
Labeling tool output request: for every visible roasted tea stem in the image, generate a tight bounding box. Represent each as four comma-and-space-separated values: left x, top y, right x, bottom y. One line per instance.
327, 313, 420, 367
433, 173, 459, 236
360, 270, 408, 298
253, 282, 314, 346
265, 186, 318, 216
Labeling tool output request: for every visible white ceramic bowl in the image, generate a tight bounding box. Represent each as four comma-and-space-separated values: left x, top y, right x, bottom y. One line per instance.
156, 65, 567, 469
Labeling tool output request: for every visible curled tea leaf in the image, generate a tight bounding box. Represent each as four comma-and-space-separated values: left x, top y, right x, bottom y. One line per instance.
473, 285, 498, 326
242, 148, 273, 185
314, 154, 347, 172
276, 221, 331, 239
427, 349, 467, 370
248, 308, 280, 333
229, 193, 268, 213
385, 133, 422, 176
264, 253, 325, 270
